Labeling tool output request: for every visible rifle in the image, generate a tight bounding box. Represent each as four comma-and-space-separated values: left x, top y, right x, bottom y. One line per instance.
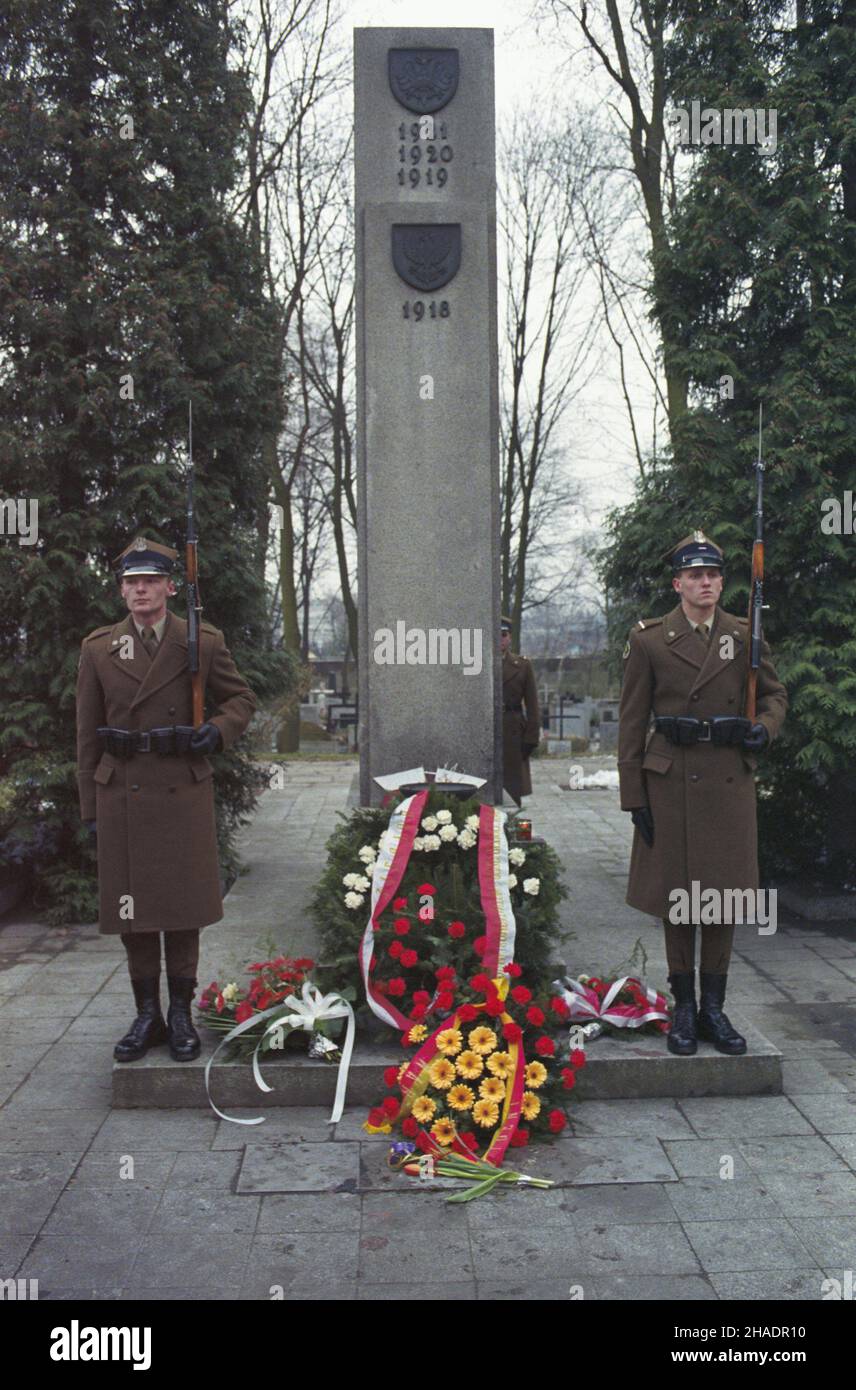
744, 403, 765, 721
186, 402, 204, 729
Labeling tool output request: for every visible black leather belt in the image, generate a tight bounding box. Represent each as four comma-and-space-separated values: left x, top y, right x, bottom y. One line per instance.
97, 726, 198, 758
504, 703, 523, 712
654, 715, 751, 747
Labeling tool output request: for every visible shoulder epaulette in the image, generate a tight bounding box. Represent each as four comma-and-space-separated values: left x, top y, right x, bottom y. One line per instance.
635, 616, 663, 632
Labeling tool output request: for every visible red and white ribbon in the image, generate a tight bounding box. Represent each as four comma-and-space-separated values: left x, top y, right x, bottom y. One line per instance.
554, 975, 670, 1029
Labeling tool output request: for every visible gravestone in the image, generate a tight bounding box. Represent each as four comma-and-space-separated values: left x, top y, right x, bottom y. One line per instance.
354, 28, 502, 806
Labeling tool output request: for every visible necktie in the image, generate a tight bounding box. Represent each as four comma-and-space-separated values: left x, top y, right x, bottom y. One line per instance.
140, 626, 158, 660
696, 623, 710, 647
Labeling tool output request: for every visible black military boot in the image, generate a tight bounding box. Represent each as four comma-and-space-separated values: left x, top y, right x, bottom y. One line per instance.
698, 972, 747, 1055
666, 972, 698, 1056
166, 976, 201, 1061
114, 978, 167, 1063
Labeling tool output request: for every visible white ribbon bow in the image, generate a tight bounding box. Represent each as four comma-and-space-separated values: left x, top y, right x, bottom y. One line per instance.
204, 981, 356, 1127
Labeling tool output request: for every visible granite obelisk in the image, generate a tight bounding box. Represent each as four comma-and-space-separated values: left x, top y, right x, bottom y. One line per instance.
354, 27, 502, 805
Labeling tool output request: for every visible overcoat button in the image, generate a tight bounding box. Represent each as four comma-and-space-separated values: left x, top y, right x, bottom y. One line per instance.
690, 774, 699, 782
668, 630, 675, 637
691, 693, 699, 702
168, 706, 176, 715
131, 784, 140, 791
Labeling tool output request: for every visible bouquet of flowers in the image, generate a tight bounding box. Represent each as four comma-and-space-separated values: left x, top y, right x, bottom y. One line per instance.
198, 956, 347, 1058
365, 965, 587, 1166
556, 973, 671, 1037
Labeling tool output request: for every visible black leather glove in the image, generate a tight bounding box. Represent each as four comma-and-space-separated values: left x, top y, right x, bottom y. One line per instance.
523, 742, 538, 759
629, 806, 654, 847
83, 819, 97, 839
742, 722, 769, 752
189, 722, 223, 755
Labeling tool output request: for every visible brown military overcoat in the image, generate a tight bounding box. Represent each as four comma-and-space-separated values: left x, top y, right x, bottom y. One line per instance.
502, 650, 541, 804
76, 609, 257, 934
618, 604, 787, 919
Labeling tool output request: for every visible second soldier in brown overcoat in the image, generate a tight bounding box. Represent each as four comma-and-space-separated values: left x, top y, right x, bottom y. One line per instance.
501, 615, 541, 805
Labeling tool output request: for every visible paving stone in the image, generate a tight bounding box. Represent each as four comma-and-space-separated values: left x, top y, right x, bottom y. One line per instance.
0, 1232, 37, 1272
0, 1153, 82, 1236
664, 1177, 782, 1222
257, 1193, 362, 1233
826, 1134, 856, 1168
239, 1279, 358, 1300
759, 1170, 856, 1218
661, 1140, 755, 1179
787, 1217, 856, 1266
91, 1110, 217, 1152
781, 1061, 847, 1094
70, 1152, 177, 1188
568, 1099, 695, 1139
738, 1136, 851, 1174
130, 1233, 248, 1290
5, 1072, 113, 1110
0, 1108, 108, 1153
360, 1225, 473, 1282
121, 1285, 242, 1301
787, 1093, 856, 1133
681, 1218, 818, 1272
571, 1220, 701, 1276
211, 1108, 337, 1149
709, 1268, 827, 1300
577, 1273, 718, 1301
41, 1184, 163, 1237
148, 1188, 260, 1235
18, 1232, 141, 1288
240, 1233, 359, 1296
237, 1141, 360, 1194
677, 1096, 814, 1138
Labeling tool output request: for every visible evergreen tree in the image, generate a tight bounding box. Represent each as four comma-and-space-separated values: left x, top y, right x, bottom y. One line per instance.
0, 0, 296, 921
601, 0, 856, 884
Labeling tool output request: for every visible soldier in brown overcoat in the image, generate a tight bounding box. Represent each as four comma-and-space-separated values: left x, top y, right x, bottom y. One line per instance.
76, 538, 257, 1063
618, 533, 787, 1057
501, 615, 541, 805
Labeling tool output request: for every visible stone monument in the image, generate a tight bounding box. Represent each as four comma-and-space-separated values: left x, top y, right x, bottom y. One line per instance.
354, 27, 502, 806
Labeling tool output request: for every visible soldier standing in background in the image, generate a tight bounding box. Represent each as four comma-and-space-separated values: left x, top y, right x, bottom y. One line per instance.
76, 537, 257, 1064
501, 614, 541, 806
618, 533, 787, 1057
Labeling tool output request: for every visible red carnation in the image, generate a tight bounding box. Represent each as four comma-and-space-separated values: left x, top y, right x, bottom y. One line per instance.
550, 996, 570, 1018
382, 1096, 400, 1118
410, 1003, 427, 1020
394, 918, 411, 936
502, 1022, 523, 1043
436, 965, 456, 982
473, 935, 487, 956
367, 1107, 387, 1128
388, 940, 403, 960
535, 1036, 556, 1057
383, 1066, 399, 1088
447, 921, 466, 938
402, 1116, 419, 1138
485, 997, 505, 1017
511, 985, 532, 1005
548, 1109, 567, 1133
393, 897, 408, 910
509, 1127, 530, 1148
570, 1048, 586, 1068
459, 1131, 478, 1152
415, 1131, 434, 1152
387, 977, 406, 997
400, 948, 418, 968
561, 1068, 576, 1090
470, 973, 491, 994
457, 1003, 478, 1022
503, 961, 523, 977
526, 1006, 545, 1027
412, 990, 431, 1005
437, 991, 455, 1011
417, 883, 436, 895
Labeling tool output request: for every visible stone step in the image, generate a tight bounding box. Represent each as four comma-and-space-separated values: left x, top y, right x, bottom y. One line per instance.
111, 1011, 781, 1109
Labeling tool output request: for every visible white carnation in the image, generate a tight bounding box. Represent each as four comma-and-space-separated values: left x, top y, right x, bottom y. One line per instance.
438, 824, 458, 842
457, 829, 477, 849
344, 891, 365, 909
353, 875, 370, 892
221, 982, 239, 1003
523, 878, 540, 895
422, 834, 441, 852
358, 845, 377, 863
436, 809, 453, 824
421, 815, 438, 831
412, 837, 425, 851
509, 847, 526, 866
507, 874, 518, 889
342, 872, 360, 888
465, 815, 479, 831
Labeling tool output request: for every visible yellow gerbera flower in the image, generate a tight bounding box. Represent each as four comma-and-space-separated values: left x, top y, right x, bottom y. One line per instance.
469, 1026, 498, 1056
472, 1098, 500, 1128
486, 1050, 514, 1079
447, 1084, 475, 1111
411, 1095, 436, 1123
429, 1057, 456, 1089
521, 1090, 541, 1121
479, 1076, 505, 1103
455, 1050, 484, 1080
524, 1061, 548, 1090
407, 1024, 427, 1044
436, 1027, 463, 1056
431, 1116, 456, 1146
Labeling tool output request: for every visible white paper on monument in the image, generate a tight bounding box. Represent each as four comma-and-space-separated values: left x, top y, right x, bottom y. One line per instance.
434, 766, 486, 788
374, 766, 426, 791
